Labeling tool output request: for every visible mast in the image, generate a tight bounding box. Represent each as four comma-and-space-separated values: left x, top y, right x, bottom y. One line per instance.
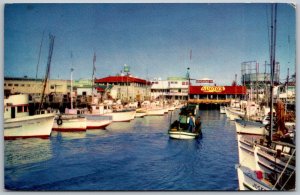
268, 3, 277, 146
70, 67, 74, 109
91, 52, 96, 97
70, 51, 74, 110
39, 34, 55, 111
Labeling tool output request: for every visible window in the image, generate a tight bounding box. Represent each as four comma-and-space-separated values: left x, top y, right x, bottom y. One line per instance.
17, 106, 23, 113
8, 84, 12, 86
21, 84, 25, 87
50, 85, 55, 89
14, 84, 19, 86
4, 83, 6, 86
24, 106, 28, 112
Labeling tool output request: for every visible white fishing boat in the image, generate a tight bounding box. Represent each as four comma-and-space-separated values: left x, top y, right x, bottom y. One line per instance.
220, 106, 226, 114
227, 108, 241, 120
104, 110, 136, 122
4, 94, 55, 140
65, 108, 112, 129
135, 108, 147, 118
235, 119, 267, 135
52, 114, 87, 131
168, 105, 176, 111
84, 115, 112, 129
146, 107, 165, 116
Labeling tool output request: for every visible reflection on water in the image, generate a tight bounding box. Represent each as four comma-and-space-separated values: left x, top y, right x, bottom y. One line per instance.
5, 138, 52, 167
5, 109, 239, 190
51, 131, 87, 140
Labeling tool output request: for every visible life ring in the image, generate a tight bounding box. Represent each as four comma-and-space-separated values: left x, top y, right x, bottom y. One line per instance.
265, 124, 270, 130
57, 117, 63, 126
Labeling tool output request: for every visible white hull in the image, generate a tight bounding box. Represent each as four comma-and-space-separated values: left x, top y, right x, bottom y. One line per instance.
227, 109, 241, 120
53, 115, 87, 131
82, 114, 112, 129
4, 113, 55, 139
220, 106, 226, 114
105, 110, 136, 122
168, 131, 199, 140
237, 134, 257, 170
146, 108, 165, 116
135, 112, 147, 118
235, 120, 267, 135
168, 106, 176, 111
237, 165, 272, 190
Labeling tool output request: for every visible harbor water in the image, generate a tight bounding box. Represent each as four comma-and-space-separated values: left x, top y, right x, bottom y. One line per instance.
5, 109, 239, 190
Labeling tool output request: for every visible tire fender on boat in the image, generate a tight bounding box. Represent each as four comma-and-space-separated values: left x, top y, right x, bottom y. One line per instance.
57, 117, 63, 126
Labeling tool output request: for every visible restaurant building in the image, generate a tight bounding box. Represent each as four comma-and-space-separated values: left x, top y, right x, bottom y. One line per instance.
94, 75, 151, 102
188, 85, 247, 105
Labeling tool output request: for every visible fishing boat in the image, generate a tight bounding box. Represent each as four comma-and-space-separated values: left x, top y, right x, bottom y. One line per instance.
104, 110, 136, 122
168, 104, 201, 140
4, 94, 55, 140
135, 108, 147, 118
235, 119, 267, 135
65, 108, 112, 129
52, 114, 87, 131
220, 106, 226, 114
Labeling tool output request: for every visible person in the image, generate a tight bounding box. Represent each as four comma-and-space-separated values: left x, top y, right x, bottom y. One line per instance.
187, 113, 195, 132
195, 116, 201, 132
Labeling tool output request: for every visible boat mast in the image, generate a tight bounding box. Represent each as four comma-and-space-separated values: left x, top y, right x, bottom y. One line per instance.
39, 34, 55, 111
70, 52, 74, 110
70, 67, 74, 109
91, 52, 96, 100
268, 4, 277, 146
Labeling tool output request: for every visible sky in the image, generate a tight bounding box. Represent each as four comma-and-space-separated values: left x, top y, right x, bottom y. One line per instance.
4, 3, 296, 85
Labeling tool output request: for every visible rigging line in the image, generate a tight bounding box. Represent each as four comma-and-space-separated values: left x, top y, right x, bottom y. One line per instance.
266, 5, 271, 62
271, 148, 296, 190
280, 169, 295, 190
35, 30, 45, 81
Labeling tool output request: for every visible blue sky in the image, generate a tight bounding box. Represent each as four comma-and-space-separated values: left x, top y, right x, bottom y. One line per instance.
4, 3, 296, 85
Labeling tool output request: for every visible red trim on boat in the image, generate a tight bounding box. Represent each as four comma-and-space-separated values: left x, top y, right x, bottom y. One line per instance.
52, 128, 86, 132
4, 135, 50, 140
87, 124, 110, 129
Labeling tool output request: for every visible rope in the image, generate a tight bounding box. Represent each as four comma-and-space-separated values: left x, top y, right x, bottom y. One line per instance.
271, 149, 296, 190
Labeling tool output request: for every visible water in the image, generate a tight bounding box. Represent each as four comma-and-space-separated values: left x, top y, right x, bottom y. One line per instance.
4, 109, 239, 191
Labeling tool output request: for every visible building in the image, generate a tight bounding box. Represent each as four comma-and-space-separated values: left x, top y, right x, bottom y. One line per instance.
4, 77, 70, 103
151, 77, 189, 100
189, 85, 247, 104
94, 75, 151, 102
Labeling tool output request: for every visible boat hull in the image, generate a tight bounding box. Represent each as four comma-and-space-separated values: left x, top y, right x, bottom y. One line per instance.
168, 131, 199, 140
4, 113, 55, 140
52, 115, 87, 131
237, 165, 272, 190
146, 108, 165, 116
105, 110, 136, 122
135, 112, 147, 118
81, 114, 112, 129
235, 119, 267, 135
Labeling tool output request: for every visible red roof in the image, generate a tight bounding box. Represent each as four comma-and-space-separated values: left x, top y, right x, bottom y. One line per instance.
189, 85, 247, 95
95, 76, 150, 84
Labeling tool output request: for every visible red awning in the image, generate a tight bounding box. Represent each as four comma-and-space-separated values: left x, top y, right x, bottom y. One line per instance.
95, 76, 149, 84
189, 85, 247, 95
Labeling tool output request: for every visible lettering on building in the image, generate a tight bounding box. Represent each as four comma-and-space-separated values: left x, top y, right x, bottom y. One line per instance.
200, 86, 225, 93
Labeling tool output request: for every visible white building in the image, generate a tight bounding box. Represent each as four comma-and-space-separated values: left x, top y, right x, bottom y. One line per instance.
151, 77, 189, 100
